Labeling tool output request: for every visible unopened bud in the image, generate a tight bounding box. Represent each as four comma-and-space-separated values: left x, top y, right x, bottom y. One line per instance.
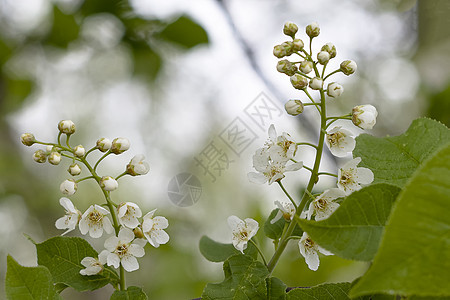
276, 60, 297, 76
58, 120, 76, 135
20, 133, 35, 146
292, 39, 304, 51
290, 74, 308, 90
96, 138, 111, 152
327, 82, 344, 98
68, 163, 82, 176
32, 149, 47, 163
283, 21, 298, 38
133, 226, 145, 239
340, 60, 357, 75
306, 22, 320, 38
309, 77, 323, 90
100, 176, 118, 191
352, 105, 378, 130
317, 51, 330, 65
299, 60, 313, 74
48, 152, 61, 165
73, 145, 85, 158
273, 45, 286, 58
281, 41, 293, 56
60, 179, 77, 195
111, 138, 130, 155
285, 100, 304, 116
321, 43, 336, 58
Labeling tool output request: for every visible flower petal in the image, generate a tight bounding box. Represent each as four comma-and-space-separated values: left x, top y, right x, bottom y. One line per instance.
104, 236, 119, 252
152, 216, 169, 230
356, 167, 374, 184
129, 244, 145, 258
121, 255, 139, 272
118, 228, 135, 243
152, 230, 170, 245
107, 253, 120, 269
227, 215, 243, 230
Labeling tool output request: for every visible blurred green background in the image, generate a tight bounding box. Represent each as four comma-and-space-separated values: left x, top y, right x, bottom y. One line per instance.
0, 0, 449, 299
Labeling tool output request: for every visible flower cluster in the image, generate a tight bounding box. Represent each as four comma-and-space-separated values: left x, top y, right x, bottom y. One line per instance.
20, 120, 168, 276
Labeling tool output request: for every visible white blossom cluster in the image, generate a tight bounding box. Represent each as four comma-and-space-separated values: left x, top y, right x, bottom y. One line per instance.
20, 120, 169, 275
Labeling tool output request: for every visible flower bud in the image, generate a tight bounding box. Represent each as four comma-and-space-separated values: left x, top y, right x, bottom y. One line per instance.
283, 21, 298, 38
292, 39, 304, 51
299, 60, 313, 74
317, 51, 330, 65
321, 43, 336, 58
306, 22, 320, 38
100, 176, 118, 191
96, 138, 111, 152
309, 77, 323, 90
352, 105, 378, 130
48, 152, 61, 165
60, 179, 77, 195
111, 138, 130, 155
290, 74, 308, 90
68, 163, 82, 176
285, 100, 304, 116
276, 60, 297, 76
281, 41, 293, 56
73, 145, 85, 158
32, 149, 47, 163
273, 45, 286, 58
20, 133, 35, 146
58, 120, 76, 135
327, 82, 344, 98
340, 60, 357, 75
126, 154, 150, 176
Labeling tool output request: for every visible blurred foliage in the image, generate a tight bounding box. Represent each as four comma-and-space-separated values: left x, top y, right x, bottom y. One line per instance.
428, 84, 450, 127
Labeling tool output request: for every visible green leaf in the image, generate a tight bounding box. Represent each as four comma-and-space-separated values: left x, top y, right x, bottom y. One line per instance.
287, 282, 354, 299
199, 235, 257, 262
2, 78, 33, 114
45, 6, 79, 48
202, 254, 268, 299
158, 15, 209, 48
264, 209, 303, 241
5, 255, 61, 300
297, 184, 400, 261
110, 286, 148, 300
350, 144, 450, 298
36, 236, 119, 291
353, 118, 450, 188
267, 277, 287, 299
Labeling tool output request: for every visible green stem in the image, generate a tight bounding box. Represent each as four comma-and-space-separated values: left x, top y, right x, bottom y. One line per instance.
116, 171, 128, 181
249, 239, 268, 266
303, 89, 321, 114
94, 151, 111, 172
323, 69, 341, 81
318, 172, 337, 177
267, 79, 327, 275
296, 142, 318, 149
277, 181, 297, 209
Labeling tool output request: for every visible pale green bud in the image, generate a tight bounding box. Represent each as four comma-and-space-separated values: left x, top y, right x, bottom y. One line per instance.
283, 21, 298, 38
32, 149, 47, 163
285, 100, 304, 116
321, 43, 336, 58
317, 51, 330, 65
299, 60, 313, 74
273, 45, 287, 58
20, 133, 35, 146
58, 120, 76, 135
292, 39, 304, 51
306, 22, 320, 38
48, 152, 61, 165
340, 60, 357, 75
68, 163, 82, 176
290, 74, 308, 90
309, 77, 323, 90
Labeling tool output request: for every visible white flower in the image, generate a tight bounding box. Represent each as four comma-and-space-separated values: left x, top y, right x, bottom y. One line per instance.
142, 209, 169, 248
340, 60, 357, 75
68, 163, 82, 176
325, 126, 355, 157
307, 189, 345, 221
96, 138, 112, 152
337, 157, 374, 195
32, 150, 47, 163
299, 60, 313, 74
298, 232, 332, 271
352, 105, 378, 130
104, 228, 145, 272
285, 100, 304, 116
58, 120, 76, 135
317, 51, 330, 65
327, 82, 344, 98
100, 176, 118, 191
73, 145, 85, 157
60, 179, 77, 195
111, 137, 130, 154
79, 252, 107, 276
248, 149, 302, 185
266, 124, 298, 162
79, 205, 114, 238
309, 77, 323, 90
20, 133, 35, 146
48, 152, 61, 165
227, 216, 259, 253
118, 202, 142, 229
55, 197, 81, 235
306, 22, 320, 38
126, 154, 150, 176
271, 201, 296, 224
